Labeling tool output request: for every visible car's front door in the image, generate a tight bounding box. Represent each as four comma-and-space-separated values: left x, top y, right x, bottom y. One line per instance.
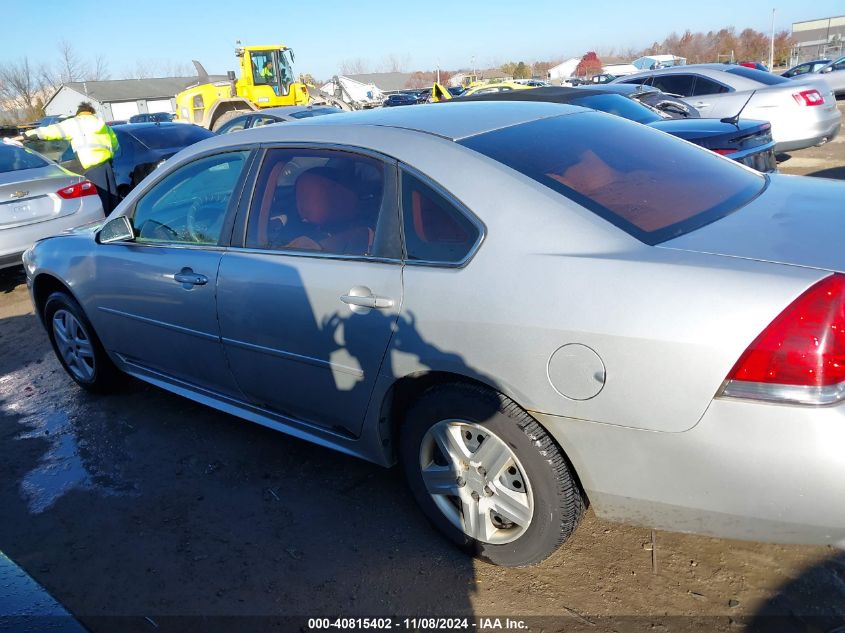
89, 150, 252, 396
216, 147, 403, 436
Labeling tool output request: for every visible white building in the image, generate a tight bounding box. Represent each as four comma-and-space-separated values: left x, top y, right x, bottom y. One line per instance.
44, 76, 224, 122
547, 58, 580, 81
631, 55, 686, 71
602, 63, 638, 76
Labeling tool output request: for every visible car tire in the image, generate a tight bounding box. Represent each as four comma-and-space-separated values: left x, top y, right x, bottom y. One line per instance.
44, 291, 122, 392
400, 382, 584, 567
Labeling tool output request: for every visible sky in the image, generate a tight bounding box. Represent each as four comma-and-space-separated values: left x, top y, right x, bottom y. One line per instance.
2, 0, 843, 80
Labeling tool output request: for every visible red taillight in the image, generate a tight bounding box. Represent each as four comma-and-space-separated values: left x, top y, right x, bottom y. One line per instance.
56, 180, 97, 199
712, 148, 736, 156
792, 89, 824, 106
725, 274, 845, 396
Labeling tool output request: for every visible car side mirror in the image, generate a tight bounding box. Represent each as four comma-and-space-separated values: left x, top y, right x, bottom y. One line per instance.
821, 67, 832, 73
97, 215, 134, 244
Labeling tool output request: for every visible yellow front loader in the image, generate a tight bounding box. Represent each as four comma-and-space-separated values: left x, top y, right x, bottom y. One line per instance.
175, 44, 343, 131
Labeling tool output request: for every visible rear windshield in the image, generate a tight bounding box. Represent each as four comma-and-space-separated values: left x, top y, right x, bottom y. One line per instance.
288, 107, 341, 119
724, 66, 789, 85
570, 93, 662, 124
0, 145, 49, 173
127, 125, 213, 150
459, 112, 765, 244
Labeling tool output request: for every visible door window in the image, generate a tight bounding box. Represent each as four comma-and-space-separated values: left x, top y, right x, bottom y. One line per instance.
245, 148, 399, 258
401, 172, 480, 264
131, 151, 249, 245
650, 74, 694, 96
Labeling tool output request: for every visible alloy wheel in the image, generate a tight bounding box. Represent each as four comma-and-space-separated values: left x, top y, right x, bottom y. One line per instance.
52, 309, 95, 382
419, 420, 534, 544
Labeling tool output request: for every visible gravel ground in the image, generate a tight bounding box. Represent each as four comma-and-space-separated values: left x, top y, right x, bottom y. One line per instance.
1, 108, 845, 632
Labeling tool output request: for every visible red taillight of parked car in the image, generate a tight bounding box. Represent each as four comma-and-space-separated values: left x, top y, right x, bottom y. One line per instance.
712, 148, 736, 156
792, 89, 825, 106
723, 274, 845, 403
56, 180, 97, 199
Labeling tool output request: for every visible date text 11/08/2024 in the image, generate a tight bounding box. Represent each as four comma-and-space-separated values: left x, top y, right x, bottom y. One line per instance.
306, 617, 529, 630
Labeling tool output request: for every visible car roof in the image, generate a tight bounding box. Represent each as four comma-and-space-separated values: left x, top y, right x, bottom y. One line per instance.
279, 101, 583, 141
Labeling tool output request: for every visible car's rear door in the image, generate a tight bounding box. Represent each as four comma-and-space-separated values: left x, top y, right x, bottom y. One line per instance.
216, 146, 403, 437
88, 149, 253, 396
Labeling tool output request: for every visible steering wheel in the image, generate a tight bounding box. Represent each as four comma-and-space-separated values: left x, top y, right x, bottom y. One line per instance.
186, 193, 229, 243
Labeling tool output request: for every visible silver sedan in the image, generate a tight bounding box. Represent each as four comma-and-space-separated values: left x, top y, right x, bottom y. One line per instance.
0, 142, 104, 269
611, 63, 841, 151
23, 103, 845, 566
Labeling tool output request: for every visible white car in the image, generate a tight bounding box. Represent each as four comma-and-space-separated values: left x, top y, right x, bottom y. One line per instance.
0, 142, 104, 269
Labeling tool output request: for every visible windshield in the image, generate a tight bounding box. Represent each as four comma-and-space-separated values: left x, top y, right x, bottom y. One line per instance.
570, 93, 662, 124
126, 125, 214, 150
459, 112, 766, 245
0, 144, 50, 173
252, 49, 294, 95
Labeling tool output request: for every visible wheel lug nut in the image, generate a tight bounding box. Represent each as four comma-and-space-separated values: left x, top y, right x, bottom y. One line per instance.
471, 491, 480, 501
483, 485, 493, 497
456, 477, 466, 488
477, 466, 486, 476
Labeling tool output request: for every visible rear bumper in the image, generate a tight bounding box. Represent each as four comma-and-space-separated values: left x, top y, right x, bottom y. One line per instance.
773, 109, 841, 152
535, 398, 845, 547
0, 199, 104, 268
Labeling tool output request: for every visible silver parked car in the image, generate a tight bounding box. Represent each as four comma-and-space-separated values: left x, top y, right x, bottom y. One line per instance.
611, 63, 841, 151
214, 105, 342, 134
23, 103, 845, 566
0, 142, 104, 269
815, 55, 845, 96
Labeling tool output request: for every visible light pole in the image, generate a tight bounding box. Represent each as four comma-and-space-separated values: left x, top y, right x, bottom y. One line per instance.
769, 8, 776, 69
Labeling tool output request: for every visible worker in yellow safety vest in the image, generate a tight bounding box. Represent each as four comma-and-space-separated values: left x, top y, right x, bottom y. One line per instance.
20, 102, 119, 213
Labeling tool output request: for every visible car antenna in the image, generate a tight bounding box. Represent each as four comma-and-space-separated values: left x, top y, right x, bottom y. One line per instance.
720, 89, 756, 126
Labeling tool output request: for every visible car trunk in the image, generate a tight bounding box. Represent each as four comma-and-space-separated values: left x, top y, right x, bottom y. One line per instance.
658, 174, 845, 273
0, 165, 82, 230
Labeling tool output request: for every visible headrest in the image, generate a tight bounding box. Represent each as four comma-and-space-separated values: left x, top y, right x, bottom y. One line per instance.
295, 168, 359, 226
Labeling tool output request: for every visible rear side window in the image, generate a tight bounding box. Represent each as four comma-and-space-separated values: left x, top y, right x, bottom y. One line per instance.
401, 172, 479, 264
692, 77, 730, 96
459, 112, 765, 245
650, 74, 694, 96
724, 66, 790, 85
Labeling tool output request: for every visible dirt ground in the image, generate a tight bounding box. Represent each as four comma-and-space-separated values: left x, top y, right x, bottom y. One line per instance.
1, 108, 845, 633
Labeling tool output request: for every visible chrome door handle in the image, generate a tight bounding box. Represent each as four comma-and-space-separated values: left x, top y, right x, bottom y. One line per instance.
173, 269, 208, 287
341, 294, 394, 309
341, 286, 394, 310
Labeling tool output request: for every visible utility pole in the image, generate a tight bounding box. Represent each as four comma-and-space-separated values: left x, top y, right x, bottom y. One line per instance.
769, 8, 776, 69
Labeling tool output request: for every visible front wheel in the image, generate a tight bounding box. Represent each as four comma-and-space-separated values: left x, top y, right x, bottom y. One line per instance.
400, 383, 584, 567
44, 291, 122, 392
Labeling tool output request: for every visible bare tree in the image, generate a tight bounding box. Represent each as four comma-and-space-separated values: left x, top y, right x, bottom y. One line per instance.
0, 57, 46, 120
339, 58, 370, 75
377, 53, 411, 73
89, 54, 110, 81
57, 40, 88, 83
